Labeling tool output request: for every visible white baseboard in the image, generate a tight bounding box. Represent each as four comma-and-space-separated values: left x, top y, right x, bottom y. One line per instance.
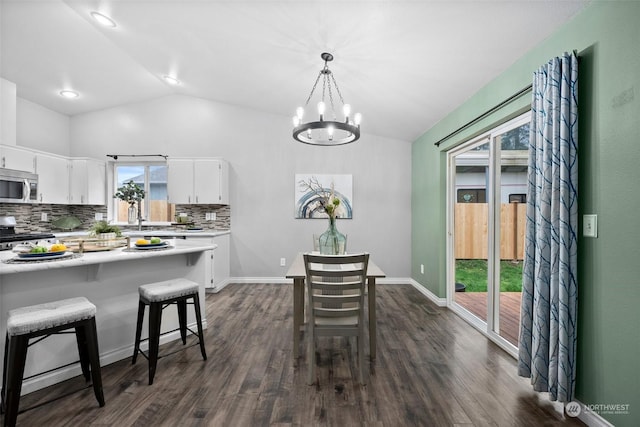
575, 399, 616, 427
408, 278, 447, 306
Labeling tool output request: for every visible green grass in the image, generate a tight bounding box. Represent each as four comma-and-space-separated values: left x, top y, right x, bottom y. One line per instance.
455, 259, 523, 292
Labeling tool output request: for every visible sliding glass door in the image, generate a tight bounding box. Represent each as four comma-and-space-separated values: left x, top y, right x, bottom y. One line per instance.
447, 112, 529, 355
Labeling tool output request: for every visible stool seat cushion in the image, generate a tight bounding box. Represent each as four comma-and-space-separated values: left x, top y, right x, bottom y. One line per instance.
139, 279, 199, 303
7, 297, 96, 337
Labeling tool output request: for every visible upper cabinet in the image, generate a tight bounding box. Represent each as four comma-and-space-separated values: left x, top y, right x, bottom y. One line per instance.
0, 144, 36, 172
35, 152, 69, 204
69, 158, 106, 205
167, 158, 229, 205
0, 144, 107, 206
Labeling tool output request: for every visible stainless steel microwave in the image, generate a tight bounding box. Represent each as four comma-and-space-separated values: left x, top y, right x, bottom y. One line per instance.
0, 168, 38, 203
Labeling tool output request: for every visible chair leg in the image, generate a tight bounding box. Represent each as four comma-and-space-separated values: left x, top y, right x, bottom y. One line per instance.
177, 299, 187, 345
4, 335, 29, 427
132, 300, 146, 365
147, 302, 162, 385
307, 326, 316, 385
75, 325, 91, 382
84, 318, 105, 407
192, 293, 207, 360
357, 334, 365, 385
1, 333, 9, 414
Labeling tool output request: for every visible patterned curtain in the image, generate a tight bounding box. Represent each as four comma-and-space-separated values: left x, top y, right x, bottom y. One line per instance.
518, 52, 579, 403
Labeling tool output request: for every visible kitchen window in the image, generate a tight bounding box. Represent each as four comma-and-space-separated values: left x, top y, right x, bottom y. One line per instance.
114, 163, 175, 223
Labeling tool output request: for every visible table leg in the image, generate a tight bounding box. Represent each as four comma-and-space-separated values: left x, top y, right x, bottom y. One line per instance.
293, 278, 304, 364
368, 278, 376, 361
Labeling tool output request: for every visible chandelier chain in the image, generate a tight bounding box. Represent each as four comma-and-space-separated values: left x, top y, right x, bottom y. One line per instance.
327, 76, 337, 120
329, 72, 346, 106
304, 71, 323, 107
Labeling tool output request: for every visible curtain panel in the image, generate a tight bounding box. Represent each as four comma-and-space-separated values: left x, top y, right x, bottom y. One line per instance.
518, 52, 579, 403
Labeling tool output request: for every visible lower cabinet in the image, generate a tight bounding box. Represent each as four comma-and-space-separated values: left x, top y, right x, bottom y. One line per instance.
185, 233, 230, 292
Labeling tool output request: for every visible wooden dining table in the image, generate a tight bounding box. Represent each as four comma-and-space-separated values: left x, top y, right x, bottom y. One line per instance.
285, 252, 386, 363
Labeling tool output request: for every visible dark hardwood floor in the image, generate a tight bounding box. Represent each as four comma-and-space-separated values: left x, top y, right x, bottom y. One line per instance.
9, 283, 583, 426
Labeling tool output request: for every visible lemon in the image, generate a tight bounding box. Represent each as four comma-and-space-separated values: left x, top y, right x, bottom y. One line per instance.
49, 243, 67, 252
136, 239, 149, 245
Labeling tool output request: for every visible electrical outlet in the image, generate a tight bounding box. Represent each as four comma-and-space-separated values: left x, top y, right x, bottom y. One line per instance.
280, 258, 286, 267
40, 212, 48, 222
95, 212, 103, 220
209, 212, 216, 221
583, 214, 598, 238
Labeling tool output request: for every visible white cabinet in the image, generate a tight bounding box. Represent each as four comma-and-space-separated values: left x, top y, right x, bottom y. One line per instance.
0, 144, 35, 172
168, 158, 229, 205
167, 159, 193, 204
35, 153, 69, 204
186, 233, 230, 292
212, 233, 230, 290
69, 158, 106, 205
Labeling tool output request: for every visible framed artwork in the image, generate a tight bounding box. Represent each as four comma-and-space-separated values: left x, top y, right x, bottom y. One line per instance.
295, 174, 353, 219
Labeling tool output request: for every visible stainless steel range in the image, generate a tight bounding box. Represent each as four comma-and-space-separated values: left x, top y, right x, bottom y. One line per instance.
0, 216, 55, 251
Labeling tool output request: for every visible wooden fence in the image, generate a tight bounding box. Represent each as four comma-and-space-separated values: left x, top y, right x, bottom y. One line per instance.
455, 203, 526, 260
116, 201, 175, 223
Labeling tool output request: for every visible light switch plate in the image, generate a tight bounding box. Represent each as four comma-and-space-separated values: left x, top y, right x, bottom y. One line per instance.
583, 214, 598, 238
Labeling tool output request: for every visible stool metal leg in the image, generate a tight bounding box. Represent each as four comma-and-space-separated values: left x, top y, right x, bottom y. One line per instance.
193, 293, 207, 360
4, 335, 29, 427
177, 299, 187, 345
84, 318, 105, 407
147, 302, 162, 385
1, 333, 9, 414
132, 300, 146, 365
75, 325, 91, 382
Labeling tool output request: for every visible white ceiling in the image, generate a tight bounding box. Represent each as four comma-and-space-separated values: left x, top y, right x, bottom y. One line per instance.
1, 0, 588, 142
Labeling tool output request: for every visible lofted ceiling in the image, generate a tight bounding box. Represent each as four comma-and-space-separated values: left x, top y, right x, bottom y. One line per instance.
0, 0, 588, 143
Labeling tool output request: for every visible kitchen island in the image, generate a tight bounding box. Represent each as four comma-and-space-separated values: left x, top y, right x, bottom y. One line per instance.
0, 239, 216, 394
55, 229, 231, 292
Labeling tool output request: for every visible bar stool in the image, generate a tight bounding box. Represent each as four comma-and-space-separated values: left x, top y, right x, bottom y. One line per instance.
132, 278, 207, 385
1, 297, 105, 427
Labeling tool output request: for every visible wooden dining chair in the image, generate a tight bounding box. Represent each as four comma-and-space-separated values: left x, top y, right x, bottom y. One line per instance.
303, 252, 369, 385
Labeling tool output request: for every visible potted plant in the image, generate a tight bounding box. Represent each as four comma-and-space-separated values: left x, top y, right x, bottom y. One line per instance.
114, 181, 145, 224
89, 220, 122, 246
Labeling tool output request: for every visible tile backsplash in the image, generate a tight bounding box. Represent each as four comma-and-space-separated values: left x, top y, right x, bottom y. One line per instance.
1, 204, 230, 233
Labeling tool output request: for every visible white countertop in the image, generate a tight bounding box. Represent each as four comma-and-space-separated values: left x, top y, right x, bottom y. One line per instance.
54, 230, 230, 238
0, 239, 217, 275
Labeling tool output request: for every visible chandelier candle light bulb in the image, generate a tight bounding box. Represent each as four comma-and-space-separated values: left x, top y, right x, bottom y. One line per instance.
292, 52, 361, 146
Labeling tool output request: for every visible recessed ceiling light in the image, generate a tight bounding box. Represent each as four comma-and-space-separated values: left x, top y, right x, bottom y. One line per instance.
59, 90, 79, 99
91, 11, 117, 28
163, 75, 180, 85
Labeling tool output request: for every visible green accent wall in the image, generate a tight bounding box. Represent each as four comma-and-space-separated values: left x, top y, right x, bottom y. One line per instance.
411, 2, 640, 426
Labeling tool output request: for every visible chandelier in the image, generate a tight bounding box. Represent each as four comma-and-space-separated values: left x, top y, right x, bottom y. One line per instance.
292, 53, 361, 146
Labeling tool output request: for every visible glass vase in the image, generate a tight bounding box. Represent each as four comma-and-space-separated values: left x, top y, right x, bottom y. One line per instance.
127, 206, 137, 224
318, 217, 347, 255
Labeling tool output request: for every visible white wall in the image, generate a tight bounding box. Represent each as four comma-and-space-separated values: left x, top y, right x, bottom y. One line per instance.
0, 78, 17, 146
70, 94, 412, 278
16, 97, 70, 156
